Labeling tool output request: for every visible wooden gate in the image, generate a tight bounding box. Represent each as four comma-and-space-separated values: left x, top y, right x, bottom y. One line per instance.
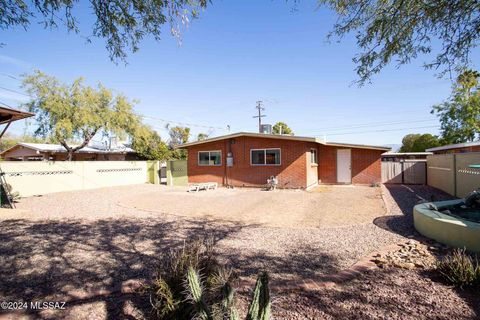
382, 160, 427, 184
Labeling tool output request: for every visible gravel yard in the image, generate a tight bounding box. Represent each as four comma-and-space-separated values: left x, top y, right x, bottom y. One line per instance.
1, 183, 476, 319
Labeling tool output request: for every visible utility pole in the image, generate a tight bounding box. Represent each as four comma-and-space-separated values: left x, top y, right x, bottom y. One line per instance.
252, 101, 266, 133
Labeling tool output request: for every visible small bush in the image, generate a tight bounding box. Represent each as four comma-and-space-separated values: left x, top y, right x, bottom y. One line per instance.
437, 248, 480, 288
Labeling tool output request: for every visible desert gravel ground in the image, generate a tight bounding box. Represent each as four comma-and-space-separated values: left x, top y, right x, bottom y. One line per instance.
1, 183, 476, 319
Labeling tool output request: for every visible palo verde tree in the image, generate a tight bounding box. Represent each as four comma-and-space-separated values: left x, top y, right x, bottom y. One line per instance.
167, 125, 190, 159
197, 132, 209, 141
1, 1, 208, 62
272, 122, 293, 135
320, 0, 480, 84
22, 70, 141, 160
131, 124, 170, 160
432, 69, 480, 143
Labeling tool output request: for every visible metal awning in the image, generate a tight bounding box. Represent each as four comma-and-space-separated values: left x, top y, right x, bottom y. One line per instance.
0, 106, 34, 124
0, 106, 35, 139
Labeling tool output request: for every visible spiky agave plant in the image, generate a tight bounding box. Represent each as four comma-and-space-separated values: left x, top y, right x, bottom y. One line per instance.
208, 267, 240, 320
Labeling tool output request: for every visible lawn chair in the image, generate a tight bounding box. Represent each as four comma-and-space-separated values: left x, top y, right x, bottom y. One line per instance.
266, 176, 278, 191
188, 182, 218, 192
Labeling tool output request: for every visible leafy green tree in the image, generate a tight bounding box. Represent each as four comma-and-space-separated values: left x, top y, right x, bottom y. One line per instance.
197, 133, 209, 141
272, 122, 294, 135
167, 125, 190, 159
432, 69, 480, 143
22, 70, 141, 160
167, 125, 190, 147
1, 1, 208, 62
399, 133, 441, 152
320, 0, 480, 84
130, 125, 170, 160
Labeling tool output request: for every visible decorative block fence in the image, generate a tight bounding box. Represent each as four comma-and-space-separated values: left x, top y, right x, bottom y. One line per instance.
0, 161, 161, 197
427, 153, 480, 198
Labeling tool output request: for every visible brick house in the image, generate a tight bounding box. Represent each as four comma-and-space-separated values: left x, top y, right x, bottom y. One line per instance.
426, 141, 480, 154
178, 132, 390, 188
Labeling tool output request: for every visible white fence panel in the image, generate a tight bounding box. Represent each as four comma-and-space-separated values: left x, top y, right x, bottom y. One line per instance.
0, 161, 149, 197
381, 162, 402, 183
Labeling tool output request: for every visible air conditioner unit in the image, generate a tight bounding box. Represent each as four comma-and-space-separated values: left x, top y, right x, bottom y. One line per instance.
260, 124, 272, 134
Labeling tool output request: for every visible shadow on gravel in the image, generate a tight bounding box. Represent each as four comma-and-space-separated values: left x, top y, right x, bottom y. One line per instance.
0, 217, 342, 319
221, 245, 340, 282
270, 267, 479, 319
0, 218, 254, 319
374, 184, 455, 237
419, 268, 480, 317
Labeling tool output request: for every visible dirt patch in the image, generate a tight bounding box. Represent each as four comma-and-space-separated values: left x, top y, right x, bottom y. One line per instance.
117, 185, 386, 228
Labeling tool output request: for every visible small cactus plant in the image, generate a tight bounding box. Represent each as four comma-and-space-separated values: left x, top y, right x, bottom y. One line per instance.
185, 268, 271, 320
185, 266, 212, 320
246, 272, 270, 320
144, 238, 272, 320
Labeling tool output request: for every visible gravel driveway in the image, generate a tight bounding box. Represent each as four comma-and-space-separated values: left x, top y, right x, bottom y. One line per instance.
0, 183, 466, 319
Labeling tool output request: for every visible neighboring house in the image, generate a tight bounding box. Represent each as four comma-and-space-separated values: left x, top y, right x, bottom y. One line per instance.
177, 132, 390, 189
426, 141, 480, 154
1, 142, 136, 161
381, 152, 432, 162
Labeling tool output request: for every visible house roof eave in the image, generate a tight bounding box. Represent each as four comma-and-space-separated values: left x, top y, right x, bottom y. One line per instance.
176, 132, 391, 151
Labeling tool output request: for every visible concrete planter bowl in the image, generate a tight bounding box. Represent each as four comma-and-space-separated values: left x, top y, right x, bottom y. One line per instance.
414, 200, 480, 253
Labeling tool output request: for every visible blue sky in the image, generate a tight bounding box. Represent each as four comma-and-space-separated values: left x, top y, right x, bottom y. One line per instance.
0, 0, 467, 147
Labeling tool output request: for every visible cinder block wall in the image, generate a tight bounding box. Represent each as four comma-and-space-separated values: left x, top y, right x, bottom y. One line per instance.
186, 137, 309, 188
0, 161, 150, 197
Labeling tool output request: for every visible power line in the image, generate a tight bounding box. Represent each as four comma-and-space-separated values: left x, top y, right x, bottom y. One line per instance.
308, 118, 438, 132
140, 114, 227, 130
0, 86, 31, 97
0, 100, 13, 108
0, 73, 20, 81
324, 125, 441, 136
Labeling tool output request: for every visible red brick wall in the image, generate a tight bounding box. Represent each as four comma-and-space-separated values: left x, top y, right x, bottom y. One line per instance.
186, 137, 309, 188
318, 145, 337, 183
317, 145, 382, 184
351, 148, 383, 184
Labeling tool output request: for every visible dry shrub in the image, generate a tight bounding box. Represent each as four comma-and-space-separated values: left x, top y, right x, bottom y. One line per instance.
437, 248, 480, 288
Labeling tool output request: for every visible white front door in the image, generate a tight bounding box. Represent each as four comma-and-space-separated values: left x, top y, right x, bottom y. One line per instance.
337, 149, 352, 183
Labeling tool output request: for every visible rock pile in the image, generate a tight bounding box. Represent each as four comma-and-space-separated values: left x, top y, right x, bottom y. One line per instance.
371, 240, 439, 270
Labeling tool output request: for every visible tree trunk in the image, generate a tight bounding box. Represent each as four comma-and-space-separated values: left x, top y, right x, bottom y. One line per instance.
60, 128, 98, 161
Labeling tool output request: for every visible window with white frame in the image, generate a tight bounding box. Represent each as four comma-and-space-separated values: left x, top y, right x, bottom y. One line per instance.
311, 148, 318, 164
250, 148, 281, 165
198, 151, 222, 166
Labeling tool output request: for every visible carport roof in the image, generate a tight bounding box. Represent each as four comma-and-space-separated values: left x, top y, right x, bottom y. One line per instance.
177, 132, 391, 151
0, 106, 34, 124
